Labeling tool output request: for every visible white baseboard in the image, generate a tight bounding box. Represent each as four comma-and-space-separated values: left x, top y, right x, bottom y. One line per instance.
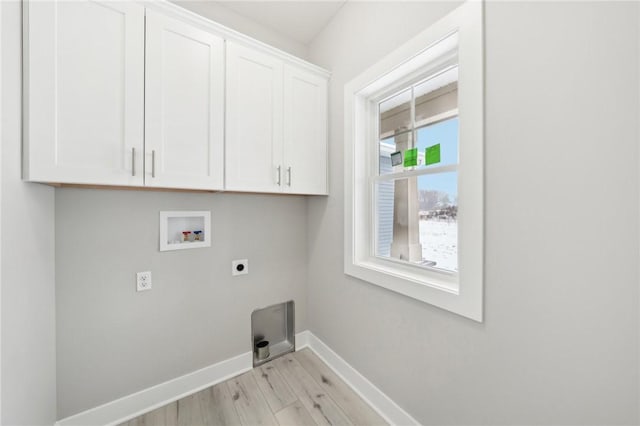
295, 329, 311, 349
56, 331, 416, 426
305, 332, 420, 426
56, 349, 254, 426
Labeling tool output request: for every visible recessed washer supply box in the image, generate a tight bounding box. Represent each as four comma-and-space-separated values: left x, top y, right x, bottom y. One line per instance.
251, 300, 295, 367
160, 211, 211, 251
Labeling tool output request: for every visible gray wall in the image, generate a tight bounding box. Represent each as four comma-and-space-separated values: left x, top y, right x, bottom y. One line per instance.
33, 1, 640, 423
54, 2, 313, 418
56, 189, 308, 417
1, 1, 57, 425
307, 1, 640, 424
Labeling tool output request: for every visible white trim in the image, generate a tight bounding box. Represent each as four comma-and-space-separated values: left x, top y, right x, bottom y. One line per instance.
54, 331, 415, 426
295, 329, 311, 349
374, 163, 458, 181
306, 333, 420, 426
55, 351, 253, 426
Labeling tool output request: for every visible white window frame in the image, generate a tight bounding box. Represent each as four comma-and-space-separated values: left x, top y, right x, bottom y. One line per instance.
344, 1, 484, 321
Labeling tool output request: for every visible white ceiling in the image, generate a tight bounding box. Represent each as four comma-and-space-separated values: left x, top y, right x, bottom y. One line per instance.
212, 1, 347, 45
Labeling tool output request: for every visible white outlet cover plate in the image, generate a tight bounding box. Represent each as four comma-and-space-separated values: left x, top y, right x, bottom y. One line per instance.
137, 271, 152, 291
232, 259, 248, 276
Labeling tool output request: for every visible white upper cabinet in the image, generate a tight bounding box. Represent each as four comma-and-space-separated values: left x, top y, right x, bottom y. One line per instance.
23, 0, 145, 185
283, 65, 328, 195
225, 41, 284, 193
226, 42, 328, 195
144, 10, 224, 190
23, 0, 329, 194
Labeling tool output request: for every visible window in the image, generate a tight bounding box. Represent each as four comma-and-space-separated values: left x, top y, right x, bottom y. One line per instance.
375, 73, 459, 273
344, 2, 484, 321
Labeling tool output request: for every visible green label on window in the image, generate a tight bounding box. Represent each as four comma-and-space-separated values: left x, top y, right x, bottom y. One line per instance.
403, 148, 418, 167
426, 144, 441, 165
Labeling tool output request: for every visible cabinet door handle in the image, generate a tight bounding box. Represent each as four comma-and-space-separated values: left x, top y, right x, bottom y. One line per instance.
287, 166, 292, 186
152, 150, 156, 178
277, 165, 281, 186
131, 148, 136, 176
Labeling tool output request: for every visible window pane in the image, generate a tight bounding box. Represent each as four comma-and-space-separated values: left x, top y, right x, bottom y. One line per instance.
416, 117, 458, 167
379, 88, 411, 137
375, 172, 458, 272
378, 132, 413, 175
418, 172, 458, 272
414, 70, 458, 126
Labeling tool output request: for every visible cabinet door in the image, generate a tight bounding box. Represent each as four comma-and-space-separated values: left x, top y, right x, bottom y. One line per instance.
144, 10, 224, 190
225, 42, 283, 193
283, 65, 328, 195
23, 0, 145, 185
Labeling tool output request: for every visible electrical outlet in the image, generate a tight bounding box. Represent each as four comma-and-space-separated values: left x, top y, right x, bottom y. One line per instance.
232, 259, 248, 276
136, 271, 152, 291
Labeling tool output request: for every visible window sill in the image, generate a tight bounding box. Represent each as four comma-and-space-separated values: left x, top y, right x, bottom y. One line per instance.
345, 257, 481, 322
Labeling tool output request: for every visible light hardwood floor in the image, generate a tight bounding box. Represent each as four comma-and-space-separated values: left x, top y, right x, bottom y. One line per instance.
121, 349, 387, 426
